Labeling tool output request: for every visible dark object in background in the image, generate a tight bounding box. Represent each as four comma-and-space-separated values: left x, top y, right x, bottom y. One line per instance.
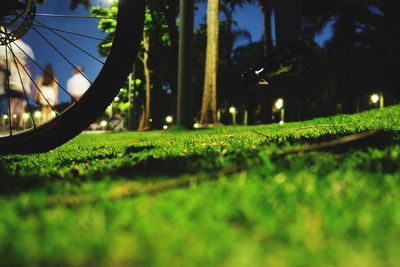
241, 37, 324, 88
240, 67, 269, 89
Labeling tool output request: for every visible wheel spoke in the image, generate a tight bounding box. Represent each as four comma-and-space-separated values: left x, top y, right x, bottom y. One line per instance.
4, 46, 12, 136
7, 44, 37, 129
11, 41, 77, 103
7, 44, 59, 118
0, 0, 136, 150
35, 13, 117, 20
31, 23, 105, 41
33, 20, 105, 65
13, 16, 106, 41
31, 26, 93, 85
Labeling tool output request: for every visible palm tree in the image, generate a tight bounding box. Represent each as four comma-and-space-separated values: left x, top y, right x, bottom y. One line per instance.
218, 3, 252, 105
200, 0, 220, 125
137, 30, 151, 131
69, 0, 90, 10
224, 0, 274, 57
302, 0, 394, 112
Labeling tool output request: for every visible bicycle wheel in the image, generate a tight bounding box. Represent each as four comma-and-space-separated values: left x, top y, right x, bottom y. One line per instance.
0, 0, 145, 154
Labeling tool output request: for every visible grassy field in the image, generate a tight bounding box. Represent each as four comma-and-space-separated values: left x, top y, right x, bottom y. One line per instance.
1, 105, 400, 267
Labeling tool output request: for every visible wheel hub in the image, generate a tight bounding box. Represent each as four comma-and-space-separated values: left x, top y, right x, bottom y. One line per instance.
0, 0, 36, 46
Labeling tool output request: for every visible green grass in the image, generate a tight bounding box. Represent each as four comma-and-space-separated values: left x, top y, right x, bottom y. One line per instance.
1, 105, 400, 267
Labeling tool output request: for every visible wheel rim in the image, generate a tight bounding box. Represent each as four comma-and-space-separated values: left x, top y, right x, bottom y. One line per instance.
0, 0, 145, 154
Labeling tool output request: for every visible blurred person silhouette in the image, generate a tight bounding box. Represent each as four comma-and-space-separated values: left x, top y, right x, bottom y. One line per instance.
0, 39, 35, 129
109, 109, 125, 131
67, 65, 90, 101
35, 64, 58, 123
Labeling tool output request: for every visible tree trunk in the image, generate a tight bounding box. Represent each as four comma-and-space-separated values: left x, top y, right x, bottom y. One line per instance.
162, 0, 180, 116
177, 0, 194, 128
200, 0, 219, 126
383, 0, 400, 100
138, 31, 151, 131
383, 0, 400, 70
274, 0, 302, 47
259, 0, 273, 58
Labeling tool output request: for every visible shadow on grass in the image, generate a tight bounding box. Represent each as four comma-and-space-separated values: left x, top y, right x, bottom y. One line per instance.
1, 130, 398, 197
265, 129, 400, 153
0, 176, 45, 196
0, 145, 155, 195
114, 153, 227, 179
0, 145, 232, 196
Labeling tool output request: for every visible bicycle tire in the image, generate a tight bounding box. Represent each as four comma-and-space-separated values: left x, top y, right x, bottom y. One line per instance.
0, 0, 145, 154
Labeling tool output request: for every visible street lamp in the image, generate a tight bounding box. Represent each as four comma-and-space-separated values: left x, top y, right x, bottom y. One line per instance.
11, 114, 17, 130
275, 98, 284, 110
165, 115, 173, 124
274, 98, 285, 124
370, 94, 379, 104
100, 120, 108, 129
2, 115, 8, 129
34, 111, 41, 120
370, 93, 384, 109
229, 106, 237, 125
23, 113, 30, 129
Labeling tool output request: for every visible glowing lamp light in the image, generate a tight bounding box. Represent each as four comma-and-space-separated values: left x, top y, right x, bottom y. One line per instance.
12, 114, 18, 119
114, 96, 120, 102
193, 123, 200, 129
370, 94, 379, 104
34, 111, 41, 118
275, 98, 284, 110
229, 106, 236, 114
51, 111, 57, 118
23, 113, 30, 120
163, 125, 168, 130
165, 116, 173, 123
279, 120, 284, 125
100, 120, 108, 128
3, 115, 8, 120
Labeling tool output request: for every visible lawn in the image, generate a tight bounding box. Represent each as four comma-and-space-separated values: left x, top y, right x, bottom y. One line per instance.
1, 105, 400, 267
